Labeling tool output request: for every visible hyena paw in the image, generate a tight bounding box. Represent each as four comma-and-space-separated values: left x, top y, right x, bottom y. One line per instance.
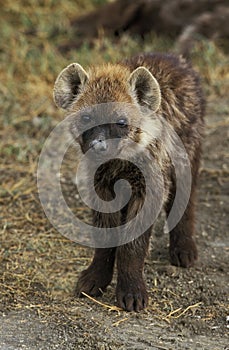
170, 236, 198, 268
75, 266, 112, 297
116, 277, 148, 312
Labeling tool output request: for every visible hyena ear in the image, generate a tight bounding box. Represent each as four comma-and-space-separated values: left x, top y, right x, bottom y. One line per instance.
53, 63, 89, 109
128, 66, 161, 112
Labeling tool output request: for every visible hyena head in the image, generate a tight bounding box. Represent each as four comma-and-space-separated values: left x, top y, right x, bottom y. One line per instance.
53, 63, 162, 159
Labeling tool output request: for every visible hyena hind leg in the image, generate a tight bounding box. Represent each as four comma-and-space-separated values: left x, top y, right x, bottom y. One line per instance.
165, 164, 200, 268
166, 196, 198, 268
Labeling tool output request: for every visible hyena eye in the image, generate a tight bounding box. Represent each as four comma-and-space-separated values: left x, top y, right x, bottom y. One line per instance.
81, 115, 91, 124
116, 117, 128, 127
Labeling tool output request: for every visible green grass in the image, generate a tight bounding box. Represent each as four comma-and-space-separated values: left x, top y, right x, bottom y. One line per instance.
1, 1, 228, 131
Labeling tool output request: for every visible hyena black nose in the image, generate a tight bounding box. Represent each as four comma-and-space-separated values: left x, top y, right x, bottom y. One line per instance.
90, 139, 107, 152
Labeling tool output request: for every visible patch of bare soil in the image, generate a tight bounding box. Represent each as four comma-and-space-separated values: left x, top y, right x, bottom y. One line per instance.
0, 97, 228, 349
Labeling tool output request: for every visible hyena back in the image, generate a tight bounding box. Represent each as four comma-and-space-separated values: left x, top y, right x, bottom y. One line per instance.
53, 52, 205, 311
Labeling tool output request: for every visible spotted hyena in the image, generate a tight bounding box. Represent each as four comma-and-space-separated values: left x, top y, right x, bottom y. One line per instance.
53, 52, 205, 311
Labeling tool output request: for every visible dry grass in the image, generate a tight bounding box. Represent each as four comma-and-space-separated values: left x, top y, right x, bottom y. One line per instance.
0, 0, 228, 332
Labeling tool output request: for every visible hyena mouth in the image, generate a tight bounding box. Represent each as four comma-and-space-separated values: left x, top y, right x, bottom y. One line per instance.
89, 138, 108, 153
88, 138, 122, 160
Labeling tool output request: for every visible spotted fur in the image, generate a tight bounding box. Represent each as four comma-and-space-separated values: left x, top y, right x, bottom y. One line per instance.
53, 52, 205, 312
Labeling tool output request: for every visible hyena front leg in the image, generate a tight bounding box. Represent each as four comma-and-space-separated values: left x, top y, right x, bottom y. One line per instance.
75, 167, 127, 298
76, 247, 116, 297
116, 229, 151, 312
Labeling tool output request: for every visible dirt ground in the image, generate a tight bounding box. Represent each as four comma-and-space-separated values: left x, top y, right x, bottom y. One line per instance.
0, 95, 228, 350
0, 2, 229, 348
